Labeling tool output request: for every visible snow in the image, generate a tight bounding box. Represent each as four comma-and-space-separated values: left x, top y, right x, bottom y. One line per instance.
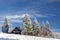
0, 33, 59, 40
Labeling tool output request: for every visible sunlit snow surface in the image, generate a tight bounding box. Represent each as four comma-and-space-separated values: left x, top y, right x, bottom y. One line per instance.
0, 33, 60, 40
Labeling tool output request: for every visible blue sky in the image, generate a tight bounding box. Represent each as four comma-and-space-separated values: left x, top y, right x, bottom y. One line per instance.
0, 0, 60, 33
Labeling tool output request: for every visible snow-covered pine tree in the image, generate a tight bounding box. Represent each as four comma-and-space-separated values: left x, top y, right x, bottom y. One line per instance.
2, 17, 9, 33
33, 18, 40, 36
22, 13, 33, 35
45, 20, 55, 38
22, 20, 27, 34
41, 21, 47, 37
45, 20, 50, 31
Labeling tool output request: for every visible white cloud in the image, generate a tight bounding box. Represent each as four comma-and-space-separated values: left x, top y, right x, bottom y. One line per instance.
0, 12, 57, 23
0, 14, 25, 23
9, 19, 23, 23
33, 13, 47, 17
6, 14, 25, 19
8, 23, 13, 26
1, 14, 25, 23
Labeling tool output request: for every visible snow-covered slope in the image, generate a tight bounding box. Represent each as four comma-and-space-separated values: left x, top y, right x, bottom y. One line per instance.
0, 33, 59, 40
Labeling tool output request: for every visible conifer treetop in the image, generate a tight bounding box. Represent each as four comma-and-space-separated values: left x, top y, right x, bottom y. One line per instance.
34, 17, 40, 28
25, 13, 30, 17
41, 21, 45, 29
2, 17, 8, 27
34, 17, 38, 24
46, 20, 49, 24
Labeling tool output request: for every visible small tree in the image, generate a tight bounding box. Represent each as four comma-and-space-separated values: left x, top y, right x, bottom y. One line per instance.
2, 17, 9, 33
22, 13, 33, 35
33, 18, 40, 36
45, 20, 55, 38
41, 21, 47, 37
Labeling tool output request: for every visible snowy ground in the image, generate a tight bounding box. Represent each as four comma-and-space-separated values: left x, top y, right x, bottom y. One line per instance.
0, 33, 60, 40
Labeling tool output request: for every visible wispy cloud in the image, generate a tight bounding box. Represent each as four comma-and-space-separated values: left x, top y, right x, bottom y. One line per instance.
9, 19, 23, 23
0, 14, 25, 23
32, 13, 47, 17
8, 23, 13, 26
6, 14, 25, 19
0, 11, 57, 23
5, 14, 25, 23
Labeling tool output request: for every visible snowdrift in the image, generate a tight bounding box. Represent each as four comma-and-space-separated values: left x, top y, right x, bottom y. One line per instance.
0, 33, 60, 40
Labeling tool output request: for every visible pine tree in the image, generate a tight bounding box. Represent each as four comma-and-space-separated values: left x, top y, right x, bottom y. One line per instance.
45, 20, 50, 31
22, 20, 27, 34
41, 21, 47, 37
22, 13, 33, 35
33, 18, 40, 36
2, 17, 9, 33
45, 20, 55, 38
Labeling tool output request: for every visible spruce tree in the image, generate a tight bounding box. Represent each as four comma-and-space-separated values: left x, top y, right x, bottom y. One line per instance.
33, 18, 40, 36
22, 13, 33, 35
2, 17, 9, 33
41, 21, 47, 37
45, 20, 55, 38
